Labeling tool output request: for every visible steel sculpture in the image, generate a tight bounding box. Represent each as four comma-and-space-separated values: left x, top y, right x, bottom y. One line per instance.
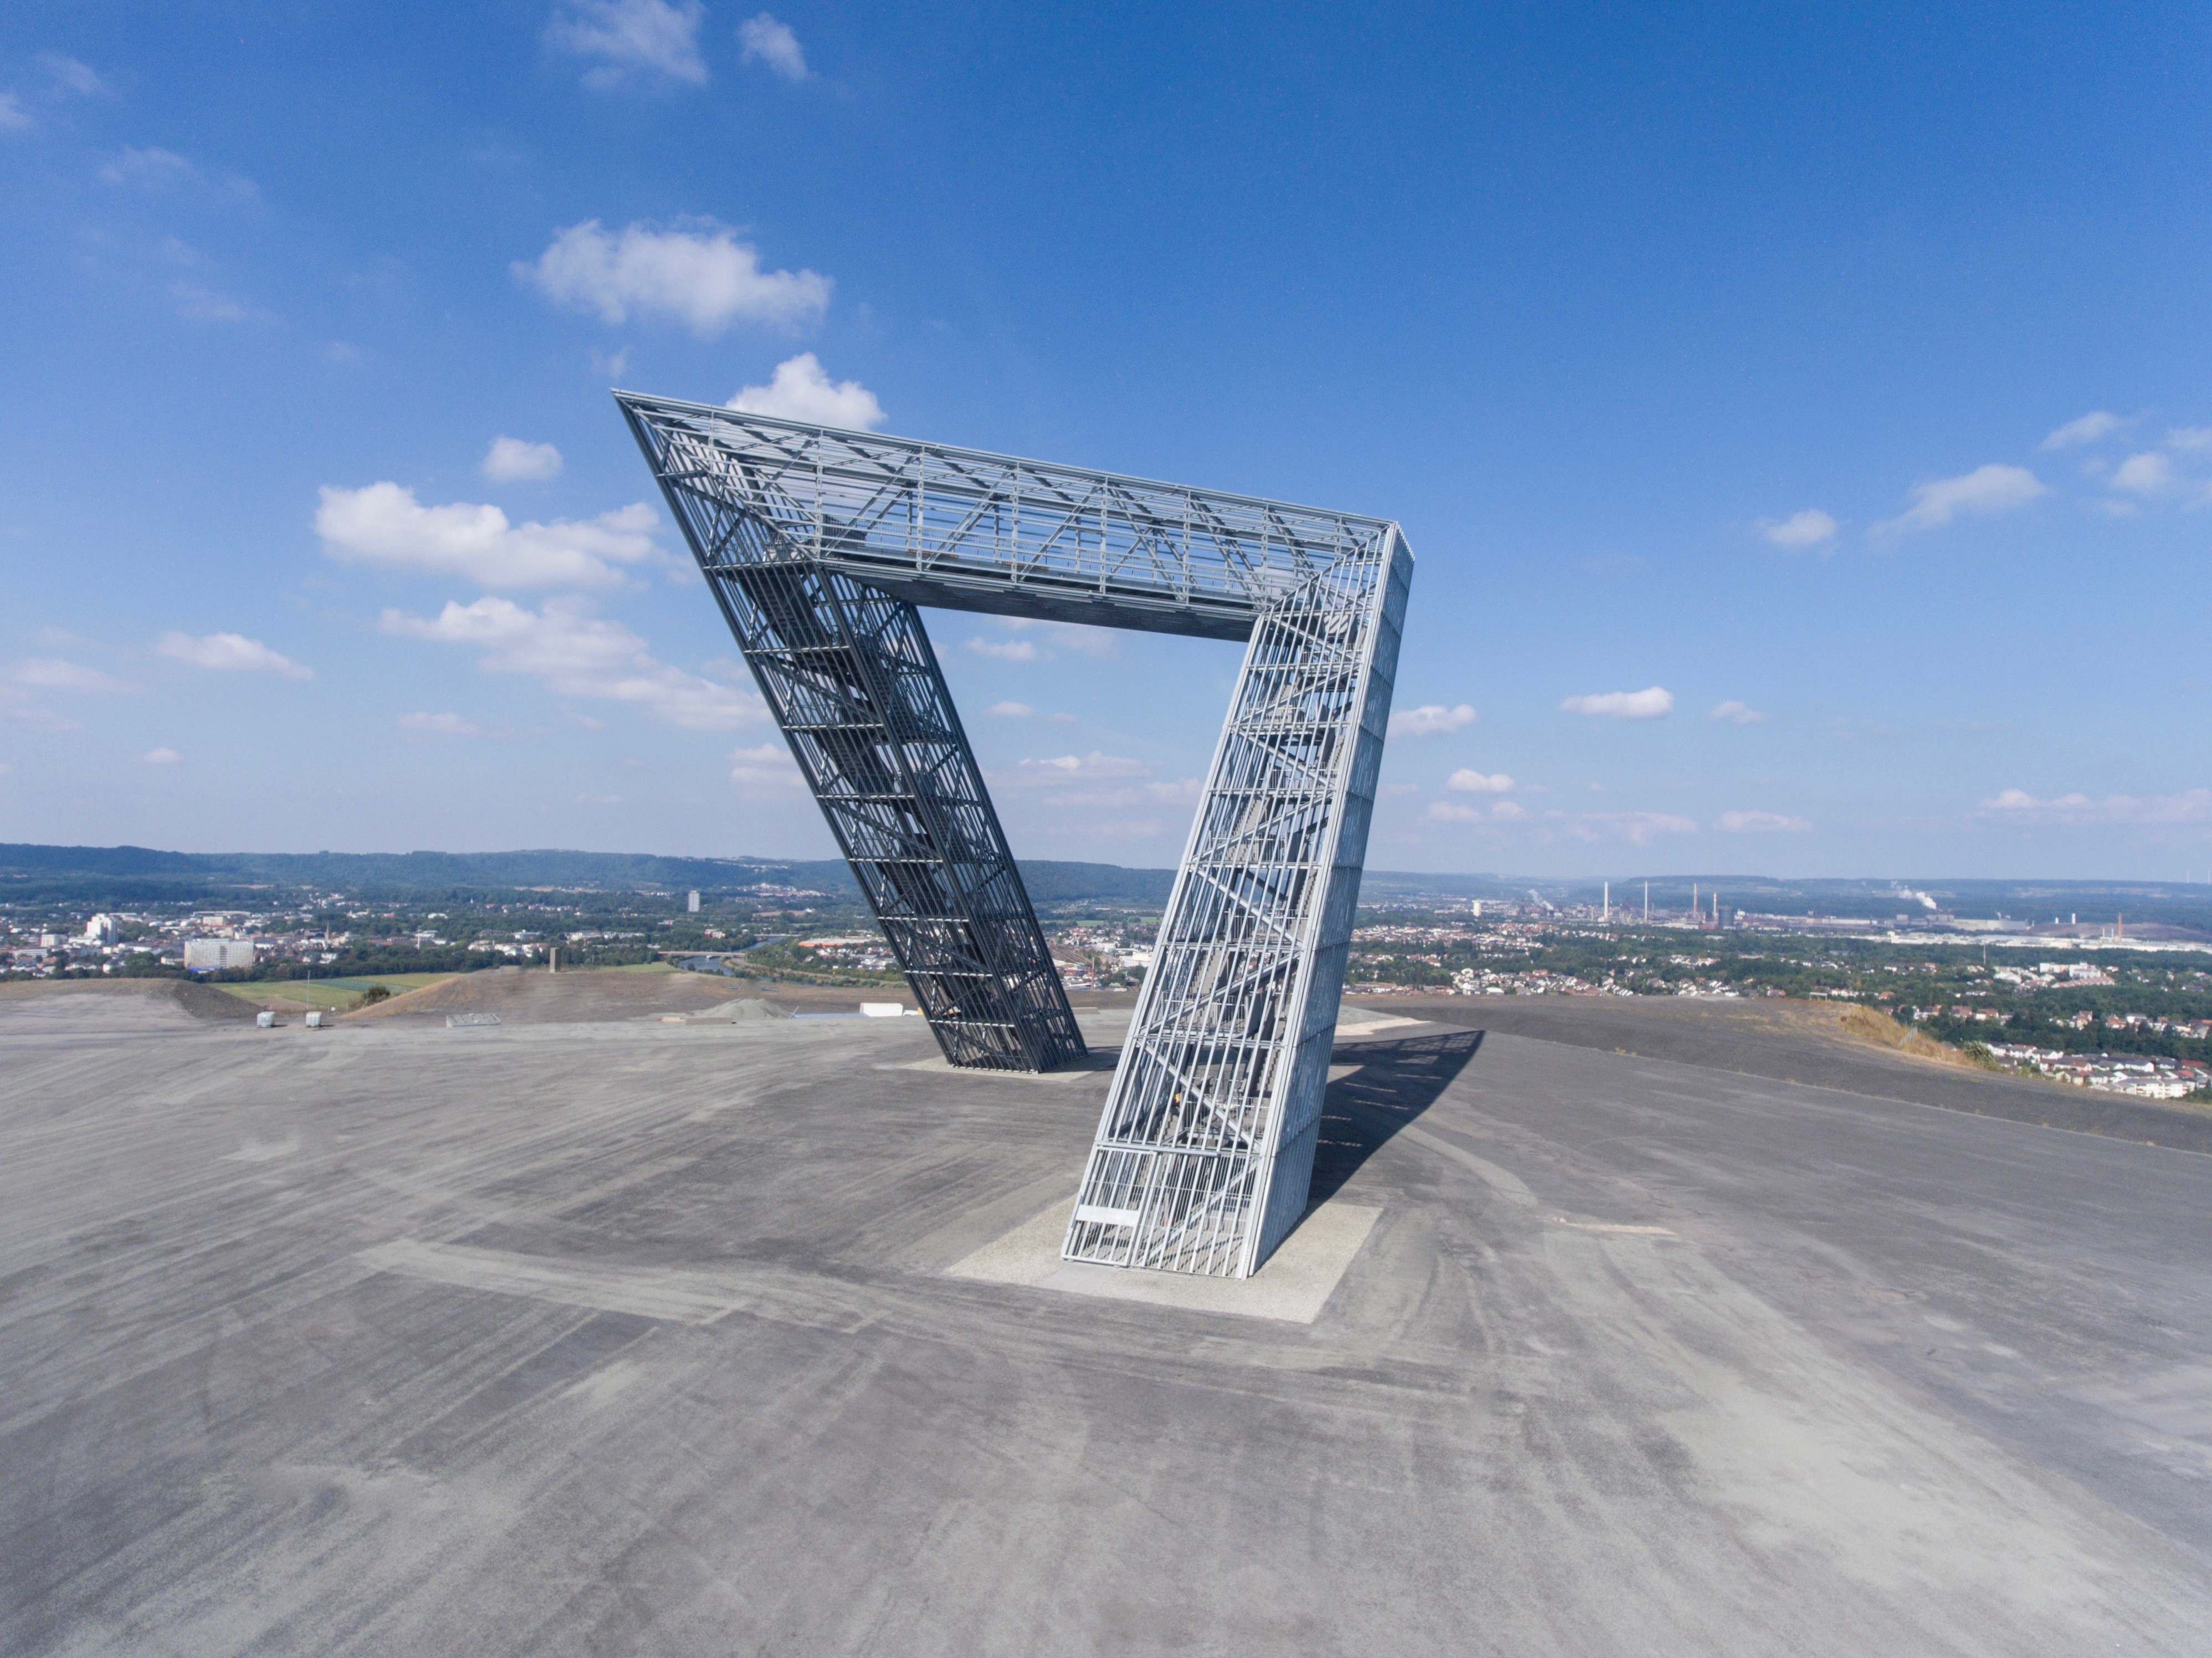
619, 392, 1411, 1275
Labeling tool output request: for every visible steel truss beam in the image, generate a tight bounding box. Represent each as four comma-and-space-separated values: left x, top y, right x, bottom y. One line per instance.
618, 392, 1410, 1273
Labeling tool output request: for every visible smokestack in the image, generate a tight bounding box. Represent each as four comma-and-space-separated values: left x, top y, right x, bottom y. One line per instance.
1603, 880, 1610, 924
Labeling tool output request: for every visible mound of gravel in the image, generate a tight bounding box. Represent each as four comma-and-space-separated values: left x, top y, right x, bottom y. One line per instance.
708, 998, 793, 1022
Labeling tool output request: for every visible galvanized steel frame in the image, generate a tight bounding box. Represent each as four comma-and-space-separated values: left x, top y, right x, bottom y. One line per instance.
617, 391, 1410, 1272
1062, 535, 1411, 1277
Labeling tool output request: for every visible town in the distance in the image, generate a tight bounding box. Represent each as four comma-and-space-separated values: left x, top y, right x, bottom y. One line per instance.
8, 843, 2209, 1104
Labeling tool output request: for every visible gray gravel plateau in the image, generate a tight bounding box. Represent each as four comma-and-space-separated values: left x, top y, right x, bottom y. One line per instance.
3, 982, 2209, 1656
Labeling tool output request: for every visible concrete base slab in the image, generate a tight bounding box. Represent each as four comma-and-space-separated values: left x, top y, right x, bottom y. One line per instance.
1334, 1007, 1428, 1033
947, 1195, 1381, 1322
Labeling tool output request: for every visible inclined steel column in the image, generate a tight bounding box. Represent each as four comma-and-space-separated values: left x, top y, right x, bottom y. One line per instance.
1063, 533, 1411, 1276
629, 406, 1083, 1073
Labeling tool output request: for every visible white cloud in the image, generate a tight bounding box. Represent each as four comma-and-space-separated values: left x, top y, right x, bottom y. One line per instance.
1445, 769, 1513, 793
0, 94, 30, 132
965, 636, 1038, 662
1978, 787, 2212, 827
545, 0, 708, 86
1876, 464, 2047, 534
1716, 809, 1812, 833
738, 12, 809, 80
2166, 426, 2212, 455
1001, 752, 1150, 787
483, 436, 564, 482
1565, 811, 1698, 845
1561, 686, 1673, 719
1756, 509, 1837, 548
1426, 799, 1525, 825
9, 658, 133, 693
729, 741, 804, 786
1709, 700, 1766, 725
729, 353, 883, 429
381, 596, 767, 730
516, 220, 831, 336
1387, 703, 1476, 738
170, 283, 271, 324
157, 631, 313, 679
2040, 411, 2121, 451
99, 146, 259, 204
141, 747, 181, 765
398, 712, 484, 736
38, 54, 106, 96
318, 483, 661, 587
986, 701, 1033, 717
99, 146, 197, 188
2109, 452, 2176, 495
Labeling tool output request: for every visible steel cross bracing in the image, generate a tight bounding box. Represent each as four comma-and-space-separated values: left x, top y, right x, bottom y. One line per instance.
1063, 543, 1410, 1277
618, 392, 1411, 1273
616, 392, 1375, 641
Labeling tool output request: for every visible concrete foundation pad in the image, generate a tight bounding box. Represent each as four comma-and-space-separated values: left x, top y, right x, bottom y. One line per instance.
948, 1195, 1381, 1322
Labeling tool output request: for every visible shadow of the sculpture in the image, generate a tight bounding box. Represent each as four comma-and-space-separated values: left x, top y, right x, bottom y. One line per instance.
1305, 1026, 1486, 1210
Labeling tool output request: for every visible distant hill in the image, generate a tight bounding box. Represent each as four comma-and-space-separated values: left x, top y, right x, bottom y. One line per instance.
2, 844, 2206, 931
0, 843, 1175, 907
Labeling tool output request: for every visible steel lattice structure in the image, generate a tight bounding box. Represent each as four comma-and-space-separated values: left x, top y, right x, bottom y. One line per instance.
618, 391, 1411, 1274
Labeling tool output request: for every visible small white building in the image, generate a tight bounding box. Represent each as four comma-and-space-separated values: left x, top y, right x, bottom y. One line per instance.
83, 914, 118, 945
687, 890, 701, 913
183, 939, 257, 971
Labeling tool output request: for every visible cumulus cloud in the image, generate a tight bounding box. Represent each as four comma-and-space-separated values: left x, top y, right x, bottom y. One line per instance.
157, 631, 313, 679
1387, 703, 1476, 738
2109, 452, 2177, 495
1445, 769, 1513, 793
1978, 787, 2212, 827
729, 741, 804, 786
2040, 411, 2121, 451
483, 436, 564, 482
986, 701, 1033, 717
1756, 509, 1837, 548
9, 658, 132, 693
398, 712, 485, 736
1876, 464, 2047, 534
545, 0, 708, 86
965, 636, 1038, 662
738, 12, 808, 79
0, 94, 28, 132
380, 596, 766, 730
515, 220, 831, 336
1716, 809, 1812, 833
2166, 426, 2212, 455
1561, 686, 1672, 719
729, 353, 883, 429
1709, 700, 1766, 725
318, 483, 661, 587
141, 746, 181, 765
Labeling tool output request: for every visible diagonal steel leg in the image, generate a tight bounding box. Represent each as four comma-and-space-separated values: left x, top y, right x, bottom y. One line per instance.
700, 555, 1083, 1072
1063, 536, 1412, 1273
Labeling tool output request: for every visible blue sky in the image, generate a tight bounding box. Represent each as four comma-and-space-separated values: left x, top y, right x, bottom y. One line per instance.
2, 1, 2208, 878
